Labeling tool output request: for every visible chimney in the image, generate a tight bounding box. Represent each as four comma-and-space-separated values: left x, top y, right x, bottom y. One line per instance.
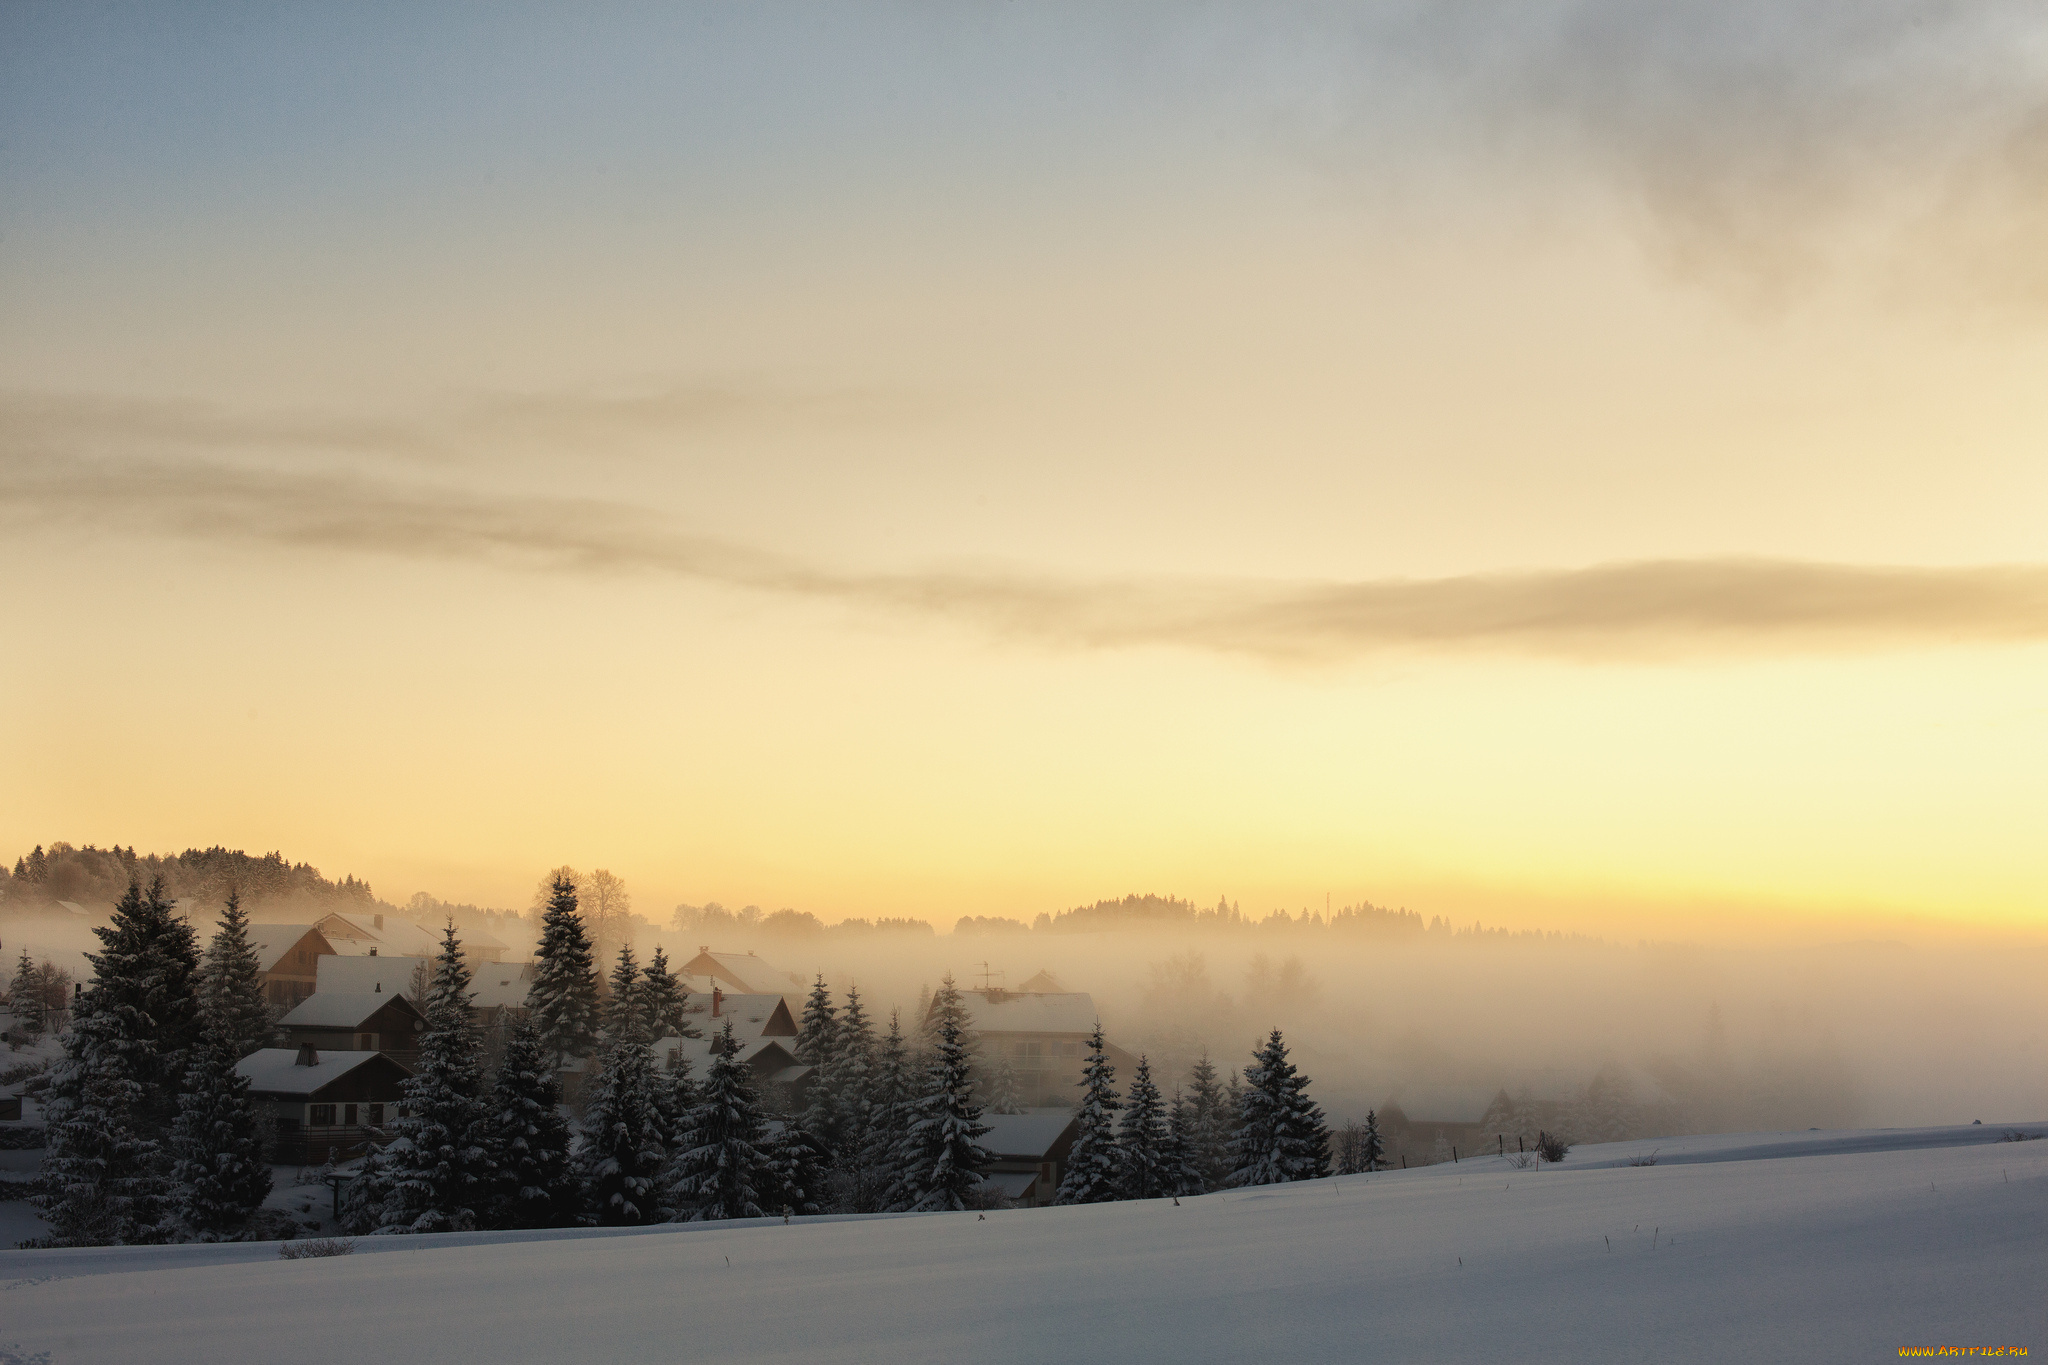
712, 986, 722, 1018
374, 982, 381, 993
369, 947, 378, 956
295, 1044, 320, 1067
374, 914, 384, 930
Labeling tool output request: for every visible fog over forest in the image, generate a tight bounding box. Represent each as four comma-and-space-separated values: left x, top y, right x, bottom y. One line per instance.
6, 844, 2042, 1137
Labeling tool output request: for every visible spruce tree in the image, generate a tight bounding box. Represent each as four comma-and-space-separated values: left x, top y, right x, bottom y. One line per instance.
639, 946, 693, 1041
668, 1020, 768, 1221
1117, 1055, 1168, 1200
603, 943, 643, 1043
795, 974, 843, 1152
85, 877, 202, 1125
1164, 1088, 1204, 1197
481, 1013, 575, 1230
1229, 1029, 1329, 1187
30, 985, 174, 1245
831, 984, 876, 1163
378, 924, 491, 1233
9, 947, 45, 1039
897, 984, 992, 1212
1361, 1109, 1386, 1172
857, 1011, 915, 1212
579, 947, 669, 1226
198, 891, 276, 1058
1184, 1052, 1232, 1193
761, 1114, 829, 1216
1053, 1022, 1122, 1205
982, 1054, 1025, 1115
526, 873, 600, 1065
168, 1033, 272, 1240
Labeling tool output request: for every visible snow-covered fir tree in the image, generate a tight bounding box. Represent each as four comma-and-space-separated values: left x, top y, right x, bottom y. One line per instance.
1183, 1052, 1232, 1193
1361, 1109, 1386, 1172
9, 946, 46, 1039
795, 974, 843, 1152
481, 1013, 575, 1230
1229, 1029, 1330, 1187
1478, 1087, 1516, 1140
603, 943, 644, 1042
1164, 1088, 1204, 1197
896, 976, 992, 1212
579, 946, 669, 1226
168, 1032, 272, 1240
982, 1054, 1025, 1115
30, 982, 174, 1245
639, 946, 694, 1041
761, 1114, 830, 1216
377, 924, 491, 1233
857, 1011, 916, 1212
1118, 1055, 1169, 1200
668, 1020, 769, 1221
1053, 1023, 1122, 1205
197, 891, 275, 1058
829, 983, 876, 1162
526, 874, 600, 1065
85, 877, 202, 1125
1570, 1066, 1636, 1144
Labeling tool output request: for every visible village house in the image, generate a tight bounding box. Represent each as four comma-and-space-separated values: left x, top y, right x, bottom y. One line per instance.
680, 948, 806, 1002
936, 985, 1140, 1109
311, 911, 512, 963
236, 1045, 412, 1165
313, 953, 534, 1025
981, 1109, 1080, 1206
653, 986, 811, 1098
277, 991, 427, 1068
249, 924, 337, 1010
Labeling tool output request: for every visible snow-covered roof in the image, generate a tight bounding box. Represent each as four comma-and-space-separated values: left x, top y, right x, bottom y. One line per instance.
981, 1109, 1079, 1160
682, 950, 803, 996
314, 954, 533, 1010
315, 913, 510, 959
656, 1034, 800, 1076
278, 992, 422, 1029
678, 992, 796, 1039
235, 1047, 399, 1096
949, 990, 1099, 1036
247, 925, 324, 973
1016, 969, 1066, 993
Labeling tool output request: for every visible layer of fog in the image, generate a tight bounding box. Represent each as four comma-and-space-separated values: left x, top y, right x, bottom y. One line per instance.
10, 906, 2040, 1135
640, 925, 2047, 1133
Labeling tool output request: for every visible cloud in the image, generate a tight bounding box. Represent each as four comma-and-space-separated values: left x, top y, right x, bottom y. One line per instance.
7, 452, 2047, 662
1292, 0, 2048, 307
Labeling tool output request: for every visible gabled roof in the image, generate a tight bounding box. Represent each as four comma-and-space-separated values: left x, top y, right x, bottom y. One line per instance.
946, 990, 1099, 1036
278, 992, 424, 1030
655, 1034, 800, 1077
982, 1109, 1081, 1161
680, 949, 802, 997
314, 912, 510, 959
313, 954, 533, 1010
235, 1047, 406, 1097
247, 925, 328, 974
1016, 969, 1066, 993
684, 992, 797, 1038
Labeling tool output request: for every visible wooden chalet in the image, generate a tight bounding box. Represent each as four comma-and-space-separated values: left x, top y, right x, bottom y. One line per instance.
655, 986, 811, 1100
938, 988, 1139, 1108
236, 1045, 412, 1165
981, 1109, 1080, 1207
277, 991, 426, 1068
249, 924, 337, 1011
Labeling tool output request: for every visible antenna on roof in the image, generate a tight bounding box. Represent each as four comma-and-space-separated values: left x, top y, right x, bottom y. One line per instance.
974, 961, 1003, 992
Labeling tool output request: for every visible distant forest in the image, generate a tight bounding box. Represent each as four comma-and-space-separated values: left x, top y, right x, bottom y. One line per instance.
1, 842, 382, 916
2, 844, 1590, 946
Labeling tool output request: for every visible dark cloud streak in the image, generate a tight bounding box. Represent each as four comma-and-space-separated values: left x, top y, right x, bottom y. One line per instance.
7, 453, 2046, 662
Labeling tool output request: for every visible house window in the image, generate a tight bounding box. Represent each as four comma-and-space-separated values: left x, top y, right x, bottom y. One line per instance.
309, 1104, 336, 1126
1024, 1041, 1044, 1059
344, 1104, 359, 1126
1059, 1041, 1080, 1057
367, 1103, 385, 1126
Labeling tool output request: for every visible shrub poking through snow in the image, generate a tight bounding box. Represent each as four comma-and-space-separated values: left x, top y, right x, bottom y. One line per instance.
278, 1237, 354, 1259
1536, 1130, 1571, 1164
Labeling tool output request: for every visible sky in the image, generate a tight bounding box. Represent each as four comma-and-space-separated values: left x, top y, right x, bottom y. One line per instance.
4, 2, 2047, 941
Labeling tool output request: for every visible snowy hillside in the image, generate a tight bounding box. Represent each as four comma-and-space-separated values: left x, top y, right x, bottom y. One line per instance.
2, 1125, 2042, 1364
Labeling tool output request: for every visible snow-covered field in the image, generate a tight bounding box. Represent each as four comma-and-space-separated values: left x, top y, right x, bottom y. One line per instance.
2, 1125, 2042, 1364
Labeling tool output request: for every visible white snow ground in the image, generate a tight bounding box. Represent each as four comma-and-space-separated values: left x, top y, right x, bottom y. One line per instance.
0, 1125, 2042, 1364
